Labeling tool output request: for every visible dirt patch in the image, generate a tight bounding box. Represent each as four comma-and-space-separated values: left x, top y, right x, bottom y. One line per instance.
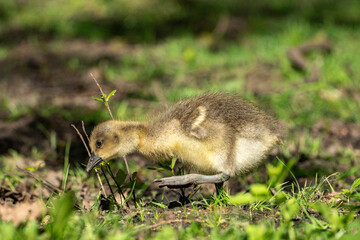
312, 120, 360, 156
0, 186, 45, 226
245, 62, 281, 95
0, 39, 141, 118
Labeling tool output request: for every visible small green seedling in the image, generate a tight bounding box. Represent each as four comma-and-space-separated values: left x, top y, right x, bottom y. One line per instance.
92, 90, 117, 103
340, 178, 360, 201
25, 163, 42, 172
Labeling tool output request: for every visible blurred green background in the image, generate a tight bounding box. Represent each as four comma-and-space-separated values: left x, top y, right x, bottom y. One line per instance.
0, 0, 359, 181
1, 0, 359, 163
0, 0, 360, 238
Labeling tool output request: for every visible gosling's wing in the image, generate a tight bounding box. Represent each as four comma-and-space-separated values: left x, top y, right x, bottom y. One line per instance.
183, 105, 208, 140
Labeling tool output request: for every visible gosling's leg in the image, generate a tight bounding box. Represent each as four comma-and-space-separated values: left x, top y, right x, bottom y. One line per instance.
153, 173, 230, 188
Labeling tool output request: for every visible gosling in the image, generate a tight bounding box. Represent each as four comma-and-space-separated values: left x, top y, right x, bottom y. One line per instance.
86, 93, 283, 189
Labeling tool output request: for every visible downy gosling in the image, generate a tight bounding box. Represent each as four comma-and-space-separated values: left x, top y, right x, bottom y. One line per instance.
86, 93, 283, 189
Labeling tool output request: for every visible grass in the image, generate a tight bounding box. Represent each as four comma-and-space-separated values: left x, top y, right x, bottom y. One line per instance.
1, 3, 360, 239
1, 172, 359, 239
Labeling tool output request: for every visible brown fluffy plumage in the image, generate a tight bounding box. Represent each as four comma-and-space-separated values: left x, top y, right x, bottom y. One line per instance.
87, 93, 283, 186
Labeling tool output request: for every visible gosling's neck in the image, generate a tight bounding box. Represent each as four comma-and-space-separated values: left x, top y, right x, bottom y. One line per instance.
121, 120, 176, 160
112, 119, 178, 161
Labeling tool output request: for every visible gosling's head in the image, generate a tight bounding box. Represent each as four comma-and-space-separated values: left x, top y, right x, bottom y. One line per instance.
86, 120, 140, 172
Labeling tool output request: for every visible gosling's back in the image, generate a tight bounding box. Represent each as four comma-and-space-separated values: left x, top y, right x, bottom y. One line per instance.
144, 93, 282, 176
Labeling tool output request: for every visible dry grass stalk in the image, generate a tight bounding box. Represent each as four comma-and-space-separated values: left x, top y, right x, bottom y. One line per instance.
71, 124, 107, 198
90, 73, 114, 120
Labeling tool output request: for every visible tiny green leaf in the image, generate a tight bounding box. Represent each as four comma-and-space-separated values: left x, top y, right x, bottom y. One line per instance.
115, 169, 127, 185
92, 96, 104, 102
26, 167, 36, 172
124, 180, 136, 203
152, 201, 168, 209
170, 158, 177, 170
106, 90, 117, 101
25, 163, 42, 172
341, 189, 351, 197
350, 178, 360, 192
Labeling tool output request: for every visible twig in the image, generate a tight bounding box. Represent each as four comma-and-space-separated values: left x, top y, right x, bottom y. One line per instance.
90, 73, 114, 120
287, 41, 332, 72
81, 121, 90, 143
71, 124, 90, 157
71, 123, 107, 198
287, 37, 332, 82
123, 155, 137, 206
95, 169, 107, 198
17, 166, 61, 194
18, 167, 83, 210
123, 155, 131, 178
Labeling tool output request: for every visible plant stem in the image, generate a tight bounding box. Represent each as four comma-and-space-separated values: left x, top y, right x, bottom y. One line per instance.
101, 166, 117, 204
106, 164, 129, 208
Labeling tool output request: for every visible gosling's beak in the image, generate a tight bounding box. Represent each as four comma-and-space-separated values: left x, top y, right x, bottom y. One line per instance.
86, 152, 103, 172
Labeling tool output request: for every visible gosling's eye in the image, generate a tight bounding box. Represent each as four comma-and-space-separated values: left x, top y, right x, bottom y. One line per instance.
96, 140, 104, 148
